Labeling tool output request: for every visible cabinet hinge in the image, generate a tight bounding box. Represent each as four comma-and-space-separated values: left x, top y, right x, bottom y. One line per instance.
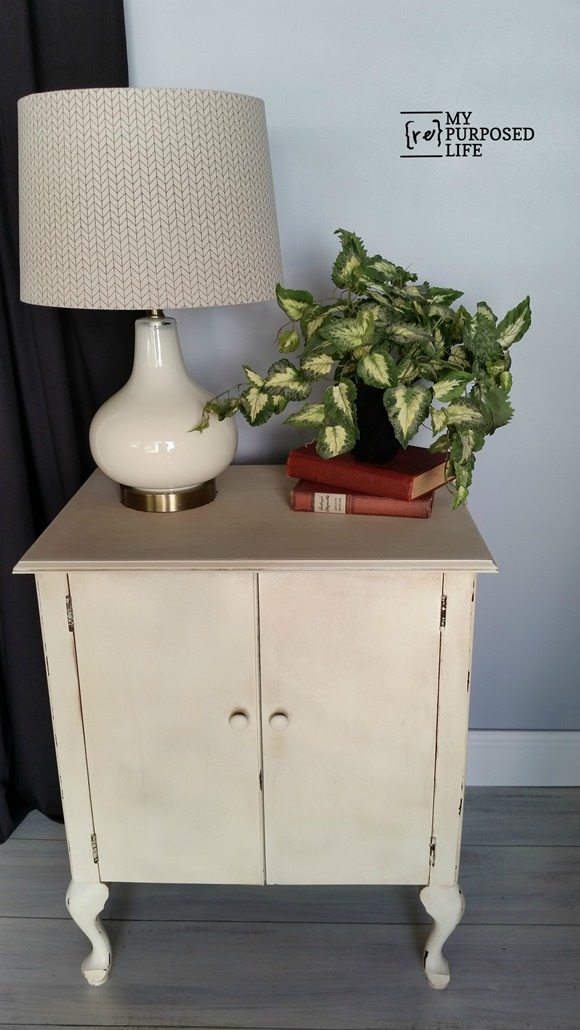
429, 835, 437, 867
65, 594, 74, 632
439, 594, 447, 629
90, 832, 99, 864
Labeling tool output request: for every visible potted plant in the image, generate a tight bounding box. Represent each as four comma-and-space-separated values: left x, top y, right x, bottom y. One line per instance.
195, 230, 531, 506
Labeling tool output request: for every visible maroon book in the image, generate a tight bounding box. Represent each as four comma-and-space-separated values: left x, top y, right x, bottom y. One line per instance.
286, 443, 451, 501
290, 479, 434, 518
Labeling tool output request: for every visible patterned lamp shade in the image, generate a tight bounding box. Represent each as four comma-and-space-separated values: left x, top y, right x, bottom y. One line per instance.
18, 87, 282, 310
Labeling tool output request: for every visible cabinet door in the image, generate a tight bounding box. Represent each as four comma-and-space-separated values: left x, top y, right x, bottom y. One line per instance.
69, 571, 263, 884
259, 572, 443, 884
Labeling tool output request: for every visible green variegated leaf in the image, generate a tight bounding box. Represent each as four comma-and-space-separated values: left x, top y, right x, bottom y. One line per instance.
357, 348, 397, 389
316, 423, 356, 459
331, 251, 363, 290
496, 296, 531, 349
364, 255, 398, 281
334, 228, 367, 257
431, 407, 448, 435
285, 402, 327, 428
428, 358, 454, 376
465, 309, 502, 360
418, 361, 438, 382
450, 428, 485, 464
334, 355, 358, 381
301, 312, 327, 342
321, 311, 374, 352
445, 400, 486, 428
271, 394, 289, 414
397, 267, 418, 285
383, 384, 432, 447
447, 345, 471, 370
499, 370, 513, 391
204, 397, 241, 420
433, 371, 472, 403
191, 410, 210, 433
480, 386, 514, 433
433, 327, 445, 354
430, 433, 451, 454
241, 386, 274, 426
264, 359, 311, 400
357, 307, 376, 344
450, 307, 471, 345
363, 284, 393, 306
352, 343, 373, 361
300, 303, 346, 342
451, 456, 475, 508
320, 318, 361, 350
324, 380, 357, 429
397, 356, 422, 384
331, 230, 366, 290
275, 284, 315, 321
485, 356, 508, 378
277, 329, 301, 353
388, 323, 433, 345
428, 286, 464, 305
360, 301, 384, 319
300, 351, 334, 380
477, 301, 497, 325
242, 365, 265, 388
428, 303, 454, 320
390, 283, 424, 300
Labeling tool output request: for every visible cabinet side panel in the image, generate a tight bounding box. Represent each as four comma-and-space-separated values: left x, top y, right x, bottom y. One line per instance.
69, 571, 262, 884
429, 571, 476, 886
35, 574, 99, 882
260, 571, 443, 885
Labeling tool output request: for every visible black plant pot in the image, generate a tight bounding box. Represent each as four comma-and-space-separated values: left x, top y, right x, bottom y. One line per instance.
352, 380, 400, 465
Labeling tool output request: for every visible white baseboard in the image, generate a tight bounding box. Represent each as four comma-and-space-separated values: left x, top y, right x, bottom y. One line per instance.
466, 731, 580, 786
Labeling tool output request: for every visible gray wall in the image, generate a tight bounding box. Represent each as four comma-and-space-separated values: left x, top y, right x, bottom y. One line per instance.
124, 0, 580, 730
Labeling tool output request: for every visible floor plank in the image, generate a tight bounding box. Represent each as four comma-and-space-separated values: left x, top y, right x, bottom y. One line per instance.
10, 810, 65, 841
462, 786, 580, 845
0, 917, 578, 1029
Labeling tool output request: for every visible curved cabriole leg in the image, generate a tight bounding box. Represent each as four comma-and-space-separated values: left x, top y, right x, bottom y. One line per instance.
66, 880, 111, 986
419, 883, 465, 990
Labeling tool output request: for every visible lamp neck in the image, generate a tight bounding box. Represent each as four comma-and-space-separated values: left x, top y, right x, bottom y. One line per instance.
129, 316, 190, 394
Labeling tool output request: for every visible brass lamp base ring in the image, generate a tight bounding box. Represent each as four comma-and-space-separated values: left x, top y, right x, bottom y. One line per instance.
120, 480, 216, 513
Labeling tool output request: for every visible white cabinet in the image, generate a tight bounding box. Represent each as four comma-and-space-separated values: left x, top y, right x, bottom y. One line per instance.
16, 465, 495, 990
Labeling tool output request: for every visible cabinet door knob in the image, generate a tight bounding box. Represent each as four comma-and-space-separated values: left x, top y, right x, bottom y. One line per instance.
229, 709, 249, 731
269, 710, 289, 731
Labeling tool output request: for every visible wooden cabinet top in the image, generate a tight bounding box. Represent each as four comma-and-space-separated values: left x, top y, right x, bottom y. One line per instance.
15, 465, 496, 573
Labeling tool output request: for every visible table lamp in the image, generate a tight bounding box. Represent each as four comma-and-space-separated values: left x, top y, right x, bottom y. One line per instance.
18, 87, 282, 512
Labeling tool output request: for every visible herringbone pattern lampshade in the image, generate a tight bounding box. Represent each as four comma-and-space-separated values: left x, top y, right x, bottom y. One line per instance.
18, 88, 282, 309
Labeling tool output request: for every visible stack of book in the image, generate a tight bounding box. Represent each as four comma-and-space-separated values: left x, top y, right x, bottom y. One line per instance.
287, 443, 451, 519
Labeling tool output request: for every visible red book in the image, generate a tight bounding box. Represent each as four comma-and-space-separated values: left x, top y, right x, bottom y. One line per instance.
290, 480, 434, 518
286, 443, 450, 501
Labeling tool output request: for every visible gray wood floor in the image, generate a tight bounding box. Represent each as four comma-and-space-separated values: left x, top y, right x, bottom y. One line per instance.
0, 788, 579, 1030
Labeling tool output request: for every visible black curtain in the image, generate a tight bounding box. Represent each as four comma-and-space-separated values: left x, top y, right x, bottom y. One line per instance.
0, 0, 136, 841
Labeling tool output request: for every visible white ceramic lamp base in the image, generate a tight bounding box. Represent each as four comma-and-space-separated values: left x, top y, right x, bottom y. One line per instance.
89, 316, 237, 512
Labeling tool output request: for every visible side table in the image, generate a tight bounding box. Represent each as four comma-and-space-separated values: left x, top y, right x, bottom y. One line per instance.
15, 465, 495, 988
